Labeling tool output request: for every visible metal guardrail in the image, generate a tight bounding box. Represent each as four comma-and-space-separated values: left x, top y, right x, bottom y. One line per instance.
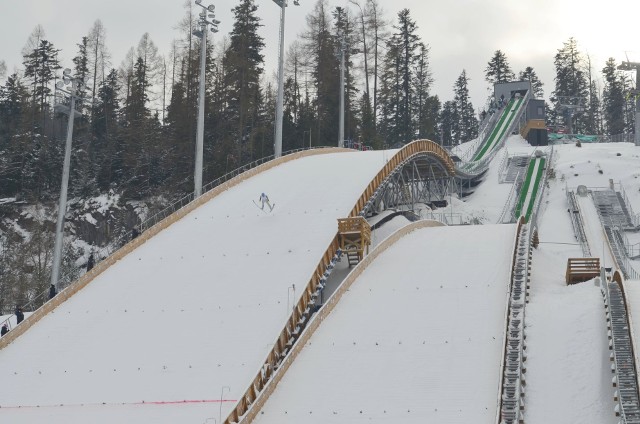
566, 191, 592, 256
499, 219, 531, 424
601, 268, 640, 423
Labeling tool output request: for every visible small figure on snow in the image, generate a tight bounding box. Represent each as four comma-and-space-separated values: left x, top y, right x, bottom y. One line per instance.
258, 193, 273, 211
15, 306, 24, 325
1, 324, 9, 336
49, 284, 57, 300
86, 252, 95, 272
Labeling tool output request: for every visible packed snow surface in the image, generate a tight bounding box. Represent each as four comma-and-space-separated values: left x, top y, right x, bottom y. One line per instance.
0, 150, 395, 424
253, 224, 515, 424
2, 135, 640, 424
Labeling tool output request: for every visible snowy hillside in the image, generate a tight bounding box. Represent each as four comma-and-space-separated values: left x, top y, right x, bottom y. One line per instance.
252, 223, 516, 424
0, 149, 393, 424
1, 135, 640, 424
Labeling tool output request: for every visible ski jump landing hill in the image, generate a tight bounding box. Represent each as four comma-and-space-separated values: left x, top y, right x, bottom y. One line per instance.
0, 140, 530, 424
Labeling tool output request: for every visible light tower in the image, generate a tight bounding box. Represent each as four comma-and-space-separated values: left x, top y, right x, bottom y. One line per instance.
338, 36, 346, 148
618, 59, 640, 146
192, 0, 220, 198
272, 0, 300, 158
50, 69, 89, 289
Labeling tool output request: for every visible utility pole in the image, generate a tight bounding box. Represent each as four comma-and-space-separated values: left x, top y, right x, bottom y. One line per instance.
192, 0, 220, 198
618, 59, 640, 146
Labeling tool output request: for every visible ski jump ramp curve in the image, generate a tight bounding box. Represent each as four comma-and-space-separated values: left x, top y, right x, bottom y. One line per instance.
0, 142, 457, 424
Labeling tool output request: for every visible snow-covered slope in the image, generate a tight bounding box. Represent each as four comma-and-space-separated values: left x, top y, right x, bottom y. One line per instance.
253, 223, 515, 424
0, 150, 394, 424
3, 134, 640, 424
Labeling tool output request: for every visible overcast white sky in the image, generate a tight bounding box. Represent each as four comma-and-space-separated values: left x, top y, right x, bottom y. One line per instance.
0, 0, 638, 109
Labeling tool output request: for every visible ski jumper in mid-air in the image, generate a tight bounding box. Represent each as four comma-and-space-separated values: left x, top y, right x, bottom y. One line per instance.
258, 193, 273, 211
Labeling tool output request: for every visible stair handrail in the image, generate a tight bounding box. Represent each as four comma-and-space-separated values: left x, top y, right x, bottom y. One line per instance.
499, 170, 520, 223
497, 149, 510, 184
619, 182, 639, 228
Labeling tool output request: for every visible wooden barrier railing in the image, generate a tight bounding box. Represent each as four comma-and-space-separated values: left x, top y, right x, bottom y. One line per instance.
0, 147, 350, 352
226, 139, 456, 424
566, 257, 600, 284
237, 220, 446, 424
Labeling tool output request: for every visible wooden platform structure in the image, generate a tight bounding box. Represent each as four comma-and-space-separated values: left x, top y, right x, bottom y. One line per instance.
520, 119, 546, 139
566, 257, 600, 284
338, 216, 372, 266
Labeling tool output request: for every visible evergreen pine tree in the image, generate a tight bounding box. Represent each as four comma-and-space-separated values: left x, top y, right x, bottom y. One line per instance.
377, 42, 401, 146
551, 38, 589, 133
413, 43, 436, 139
222, 0, 265, 163
439, 100, 456, 147
91, 69, 121, 189
23, 39, 61, 133
453, 70, 478, 144
303, 0, 339, 147
0, 74, 30, 196
391, 8, 420, 144
485, 50, 515, 85
518, 66, 544, 98
602, 57, 625, 135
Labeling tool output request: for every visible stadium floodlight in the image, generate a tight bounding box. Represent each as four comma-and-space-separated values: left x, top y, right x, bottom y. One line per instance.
192, 0, 218, 197
50, 70, 91, 290
272, 0, 301, 158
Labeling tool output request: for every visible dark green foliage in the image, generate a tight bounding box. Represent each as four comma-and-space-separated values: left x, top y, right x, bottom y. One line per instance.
485, 50, 515, 85
602, 58, 626, 135
453, 70, 478, 144
518, 67, 544, 99
551, 38, 589, 132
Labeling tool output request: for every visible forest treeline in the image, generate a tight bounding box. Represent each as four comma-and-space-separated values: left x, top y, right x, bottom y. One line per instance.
0, 0, 637, 313
0, 0, 636, 204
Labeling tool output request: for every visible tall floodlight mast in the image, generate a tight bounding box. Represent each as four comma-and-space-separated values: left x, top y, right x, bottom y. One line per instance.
50, 69, 90, 289
338, 36, 346, 148
618, 58, 640, 146
272, 0, 300, 158
193, 0, 220, 197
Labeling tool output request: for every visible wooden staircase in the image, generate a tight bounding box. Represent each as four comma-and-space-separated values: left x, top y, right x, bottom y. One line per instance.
338, 216, 372, 267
